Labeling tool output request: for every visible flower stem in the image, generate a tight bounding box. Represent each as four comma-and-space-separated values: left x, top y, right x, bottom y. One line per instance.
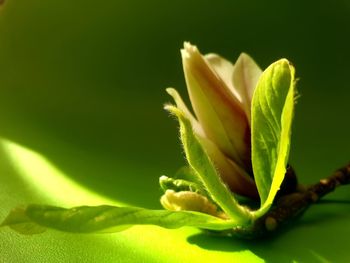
230, 162, 350, 239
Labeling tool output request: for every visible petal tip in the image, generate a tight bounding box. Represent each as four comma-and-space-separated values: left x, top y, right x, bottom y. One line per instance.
181, 42, 200, 60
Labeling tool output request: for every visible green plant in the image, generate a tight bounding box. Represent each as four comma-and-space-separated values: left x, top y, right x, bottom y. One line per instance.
1, 43, 349, 239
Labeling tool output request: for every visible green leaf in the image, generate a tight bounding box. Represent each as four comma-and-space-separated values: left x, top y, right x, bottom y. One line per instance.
1, 205, 241, 234
159, 175, 205, 195
174, 165, 205, 186
164, 105, 253, 224
251, 59, 295, 217
0, 207, 46, 235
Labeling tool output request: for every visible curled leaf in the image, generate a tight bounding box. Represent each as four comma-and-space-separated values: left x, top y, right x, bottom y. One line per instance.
251, 59, 296, 217
159, 175, 205, 195
1, 205, 241, 234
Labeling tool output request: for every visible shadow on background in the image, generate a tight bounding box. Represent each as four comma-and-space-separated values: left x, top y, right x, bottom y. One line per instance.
0, 0, 349, 205
0, 1, 350, 261
188, 203, 350, 262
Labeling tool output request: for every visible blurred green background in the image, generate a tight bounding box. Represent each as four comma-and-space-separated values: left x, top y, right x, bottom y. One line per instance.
0, 0, 350, 262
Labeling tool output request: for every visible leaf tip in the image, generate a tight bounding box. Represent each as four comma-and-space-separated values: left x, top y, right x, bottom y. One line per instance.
159, 175, 170, 192
165, 87, 176, 96
0, 206, 46, 235
164, 104, 184, 119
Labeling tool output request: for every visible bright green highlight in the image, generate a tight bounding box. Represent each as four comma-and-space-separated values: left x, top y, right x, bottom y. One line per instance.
1, 139, 119, 206
0, 138, 263, 262
251, 59, 295, 216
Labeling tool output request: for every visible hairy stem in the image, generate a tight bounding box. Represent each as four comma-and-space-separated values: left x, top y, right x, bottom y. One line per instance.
231, 162, 350, 239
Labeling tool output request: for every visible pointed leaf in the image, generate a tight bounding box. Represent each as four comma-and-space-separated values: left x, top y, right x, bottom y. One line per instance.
1, 205, 241, 234
166, 87, 205, 137
196, 134, 258, 199
0, 207, 46, 235
251, 59, 295, 217
166, 88, 258, 199
165, 105, 253, 224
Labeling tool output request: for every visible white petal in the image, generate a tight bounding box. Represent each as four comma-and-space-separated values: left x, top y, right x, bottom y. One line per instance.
205, 53, 243, 103
232, 53, 262, 123
181, 42, 249, 165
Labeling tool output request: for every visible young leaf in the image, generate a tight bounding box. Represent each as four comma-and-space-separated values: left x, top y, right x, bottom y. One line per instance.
251, 59, 295, 217
0, 207, 46, 235
164, 105, 253, 224
159, 175, 206, 195
1, 205, 241, 234
173, 165, 205, 187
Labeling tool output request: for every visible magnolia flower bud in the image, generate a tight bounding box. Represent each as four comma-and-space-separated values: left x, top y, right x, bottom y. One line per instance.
181, 43, 249, 168
168, 42, 263, 198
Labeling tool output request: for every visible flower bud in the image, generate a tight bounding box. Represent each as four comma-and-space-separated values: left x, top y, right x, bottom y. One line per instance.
181, 43, 250, 167
167, 42, 263, 199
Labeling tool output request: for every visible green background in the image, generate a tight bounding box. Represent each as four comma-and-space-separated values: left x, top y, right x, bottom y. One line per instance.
0, 0, 350, 262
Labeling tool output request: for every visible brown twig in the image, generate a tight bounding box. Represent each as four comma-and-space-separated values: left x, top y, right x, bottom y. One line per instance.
231, 162, 350, 239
